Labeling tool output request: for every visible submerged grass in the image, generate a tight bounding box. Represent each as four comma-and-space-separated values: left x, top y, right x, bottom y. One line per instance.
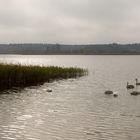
0, 63, 87, 91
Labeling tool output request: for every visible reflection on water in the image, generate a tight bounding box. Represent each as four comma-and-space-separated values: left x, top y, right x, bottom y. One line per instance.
0, 55, 140, 140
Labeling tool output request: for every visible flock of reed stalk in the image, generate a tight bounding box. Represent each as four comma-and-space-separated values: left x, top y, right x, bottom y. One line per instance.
0, 63, 87, 91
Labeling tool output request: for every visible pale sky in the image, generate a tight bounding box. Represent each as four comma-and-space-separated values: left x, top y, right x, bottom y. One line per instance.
0, 0, 140, 44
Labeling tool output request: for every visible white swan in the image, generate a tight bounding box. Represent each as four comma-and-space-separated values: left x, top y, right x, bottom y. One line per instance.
104, 91, 118, 97
104, 90, 113, 95
113, 91, 118, 97
127, 82, 134, 89
135, 79, 140, 86
130, 91, 140, 96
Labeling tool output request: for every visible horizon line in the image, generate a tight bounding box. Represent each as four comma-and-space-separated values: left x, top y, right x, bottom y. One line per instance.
0, 43, 140, 45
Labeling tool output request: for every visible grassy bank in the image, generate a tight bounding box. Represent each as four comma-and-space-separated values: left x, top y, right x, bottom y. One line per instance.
0, 63, 87, 91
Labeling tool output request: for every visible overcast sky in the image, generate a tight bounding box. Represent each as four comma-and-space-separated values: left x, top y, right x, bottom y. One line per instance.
0, 0, 140, 44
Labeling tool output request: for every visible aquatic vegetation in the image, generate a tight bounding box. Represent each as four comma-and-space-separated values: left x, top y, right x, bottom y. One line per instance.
0, 63, 87, 91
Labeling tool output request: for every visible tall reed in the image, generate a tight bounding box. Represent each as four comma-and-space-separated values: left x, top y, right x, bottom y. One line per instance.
0, 63, 87, 91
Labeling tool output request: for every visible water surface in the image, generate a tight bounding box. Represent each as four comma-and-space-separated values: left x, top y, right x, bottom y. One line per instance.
0, 55, 140, 140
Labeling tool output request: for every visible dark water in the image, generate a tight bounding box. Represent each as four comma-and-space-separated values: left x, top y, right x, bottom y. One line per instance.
0, 55, 140, 140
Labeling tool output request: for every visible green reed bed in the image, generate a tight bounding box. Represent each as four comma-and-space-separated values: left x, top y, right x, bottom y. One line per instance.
0, 63, 87, 91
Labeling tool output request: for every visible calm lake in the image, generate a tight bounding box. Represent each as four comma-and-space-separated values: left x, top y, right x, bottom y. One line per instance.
0, 55, 140, 140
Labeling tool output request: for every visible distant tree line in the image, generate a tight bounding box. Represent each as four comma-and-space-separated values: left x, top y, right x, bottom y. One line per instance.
0, 43, 140, 54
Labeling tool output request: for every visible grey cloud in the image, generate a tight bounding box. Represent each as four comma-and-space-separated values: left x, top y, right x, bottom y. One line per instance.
0, 0, 140, 44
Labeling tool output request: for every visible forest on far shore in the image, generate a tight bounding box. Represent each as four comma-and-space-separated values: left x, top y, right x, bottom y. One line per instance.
0, 43, 140, 55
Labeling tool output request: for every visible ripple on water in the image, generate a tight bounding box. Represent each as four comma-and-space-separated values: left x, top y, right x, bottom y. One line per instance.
0, 55, 140, 140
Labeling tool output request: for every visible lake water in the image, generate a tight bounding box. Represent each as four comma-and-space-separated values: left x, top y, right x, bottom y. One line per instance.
0, 55, 140, 140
